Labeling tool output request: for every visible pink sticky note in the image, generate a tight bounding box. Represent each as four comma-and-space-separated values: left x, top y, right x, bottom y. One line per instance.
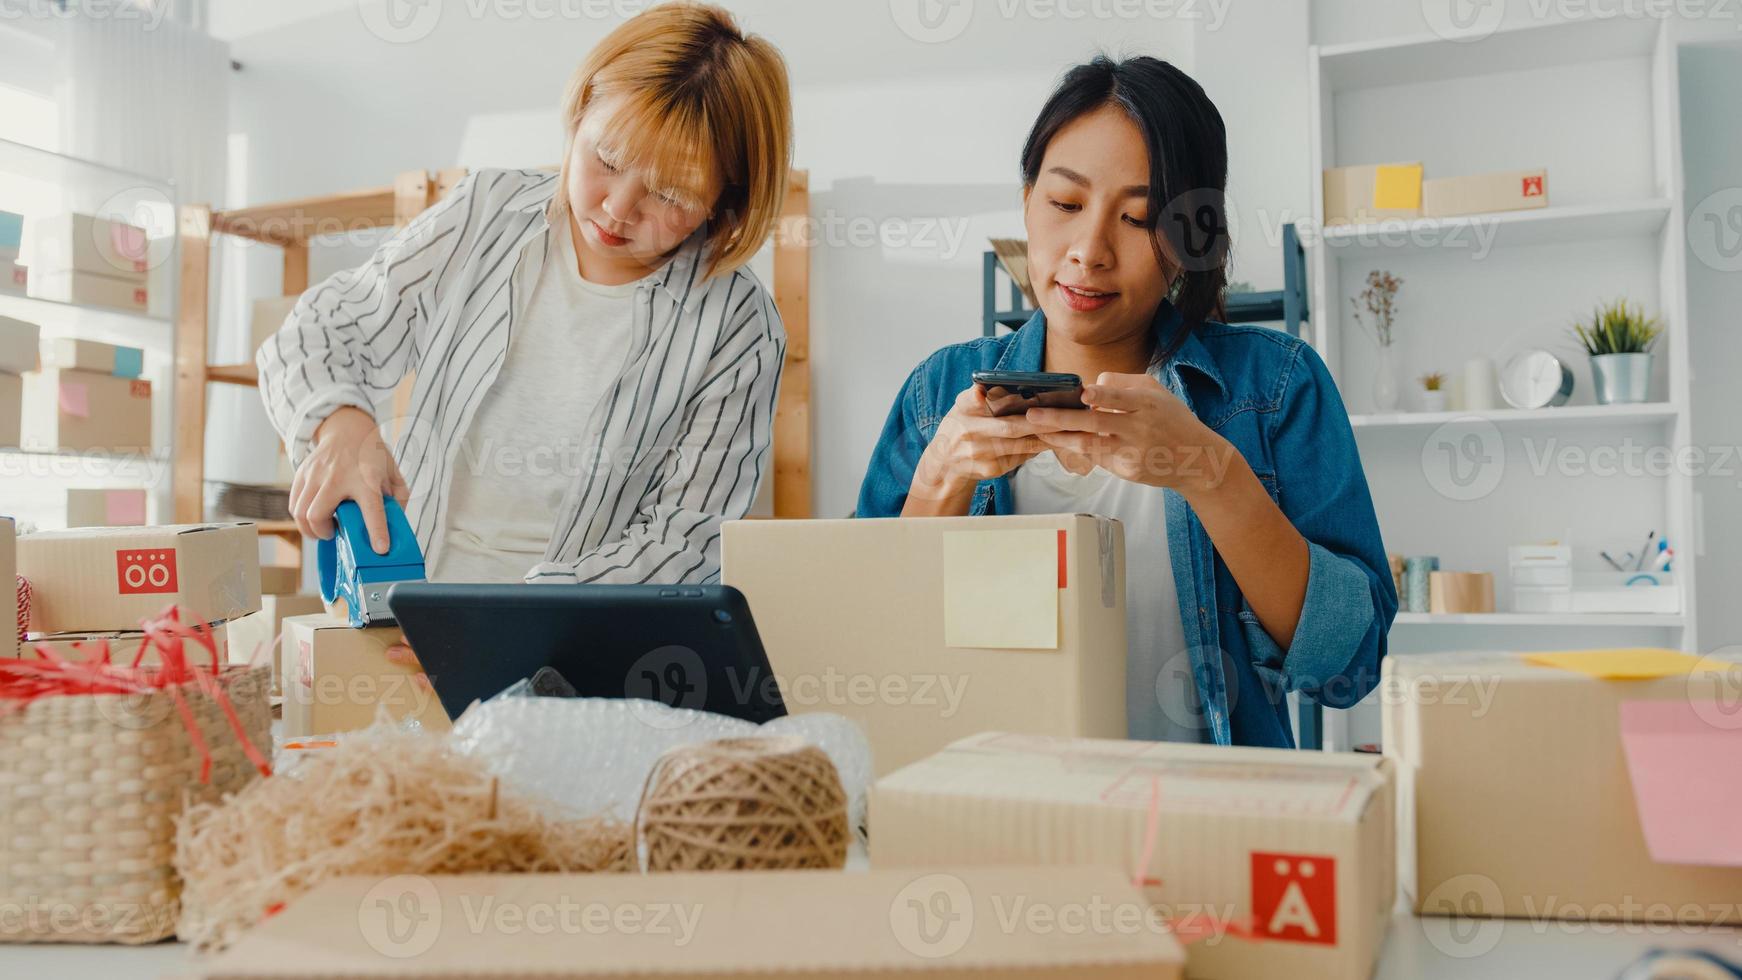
1618, 699, 1742, 867
105, 489, 146, 526
58, 380, 90, 418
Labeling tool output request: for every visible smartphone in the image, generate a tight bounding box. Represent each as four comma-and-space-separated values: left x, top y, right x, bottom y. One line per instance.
972, 370, 1086, 417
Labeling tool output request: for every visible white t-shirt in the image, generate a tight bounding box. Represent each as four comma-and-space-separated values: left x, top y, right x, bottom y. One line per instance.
1011, 450, 1208, 743
432, 214, 641, 583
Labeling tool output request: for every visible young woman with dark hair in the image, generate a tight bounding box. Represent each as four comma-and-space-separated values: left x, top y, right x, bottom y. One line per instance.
856, 56, 1395, 748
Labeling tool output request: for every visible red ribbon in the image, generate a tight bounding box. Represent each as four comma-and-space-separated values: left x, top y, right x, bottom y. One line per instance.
0, 605, 272, 782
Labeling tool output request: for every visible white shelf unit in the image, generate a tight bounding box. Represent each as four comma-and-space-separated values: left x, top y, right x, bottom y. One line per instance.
1306, 17, 1700, 748
0, 138, 178, 530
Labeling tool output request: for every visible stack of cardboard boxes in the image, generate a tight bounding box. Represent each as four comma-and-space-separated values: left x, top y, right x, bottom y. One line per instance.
0, 315, 34, 446
1323, 162, 1547, 226
13, 523, 260, 665
226, 562, 323, 697
22, 212, 150, 313
21, 336, 152, 454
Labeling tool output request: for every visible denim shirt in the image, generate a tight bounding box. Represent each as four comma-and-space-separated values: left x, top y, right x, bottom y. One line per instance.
855, 302, 1396, 748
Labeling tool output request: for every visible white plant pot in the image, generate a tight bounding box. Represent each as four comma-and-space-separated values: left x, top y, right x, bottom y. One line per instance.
1419, 390, 1448, 413
1591, 353, 1652, 405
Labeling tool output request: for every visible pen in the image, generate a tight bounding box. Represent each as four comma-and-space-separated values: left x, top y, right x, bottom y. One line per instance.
1633, 531, 1656, 571
1600, 551, 1625, 572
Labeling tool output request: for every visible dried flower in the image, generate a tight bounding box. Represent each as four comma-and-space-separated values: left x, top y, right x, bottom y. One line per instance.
1350, 270, 1403, 348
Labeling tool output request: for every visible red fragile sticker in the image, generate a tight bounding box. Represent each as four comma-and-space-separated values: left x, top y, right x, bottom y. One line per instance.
1250, 852, 1337, 945
130, 379, 151, 398
116, 548, 178, 595
133, 287, 147, 305
1522, 175, 1544, 197
1057, 530, 1067, 589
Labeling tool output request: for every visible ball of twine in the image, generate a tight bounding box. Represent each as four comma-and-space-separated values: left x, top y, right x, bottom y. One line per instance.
636, 735, 849, 872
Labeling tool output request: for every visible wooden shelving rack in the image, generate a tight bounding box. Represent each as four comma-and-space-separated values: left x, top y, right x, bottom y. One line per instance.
174, 167, 812, 567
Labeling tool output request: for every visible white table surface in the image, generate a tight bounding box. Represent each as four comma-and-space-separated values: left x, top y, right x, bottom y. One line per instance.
4, 897, 1738, 978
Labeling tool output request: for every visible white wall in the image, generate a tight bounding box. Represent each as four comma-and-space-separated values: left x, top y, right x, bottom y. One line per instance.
1679, 42, 1742, 655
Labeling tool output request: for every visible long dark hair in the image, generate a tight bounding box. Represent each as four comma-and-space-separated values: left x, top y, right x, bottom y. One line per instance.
1020, 55, 1229, 363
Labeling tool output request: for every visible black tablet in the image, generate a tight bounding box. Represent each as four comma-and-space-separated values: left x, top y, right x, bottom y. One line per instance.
386, 582, 787, 724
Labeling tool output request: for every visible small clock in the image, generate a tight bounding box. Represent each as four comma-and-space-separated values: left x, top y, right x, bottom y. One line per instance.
1501, 350, 1574, 409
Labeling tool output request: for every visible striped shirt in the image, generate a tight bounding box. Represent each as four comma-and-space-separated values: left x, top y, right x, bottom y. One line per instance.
257, 167, 785, 584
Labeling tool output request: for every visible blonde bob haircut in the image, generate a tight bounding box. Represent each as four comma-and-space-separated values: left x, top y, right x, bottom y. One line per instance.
554, 2, 792, 279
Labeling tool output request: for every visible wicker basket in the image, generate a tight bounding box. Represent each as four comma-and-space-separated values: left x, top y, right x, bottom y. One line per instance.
0, 664, 271, 944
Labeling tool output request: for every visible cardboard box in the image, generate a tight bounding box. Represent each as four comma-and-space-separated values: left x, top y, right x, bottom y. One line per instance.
194, 866, 1185, 980
27, 269, 148, 313
871, 732, 1394, 980
40, 337, 144, 378
20, 367, 153, 454
280, 614, 450, 738
22, 623, 227, 666
1421, 169, 1547, 218
65, 488, 148, 528
0, 371, 18, 448
1323, 163, 1423, 226
0, 315, 39, 374
0, 254, 24, 296
24, 212, 150, 280
17, 522, 260, 633
228, 592, 325, 692
722, 515, 1127, 776
1, 516, 14, 658
259, 564, 303, 595
1383, 650, 1742, 922
250, 294, 300, 356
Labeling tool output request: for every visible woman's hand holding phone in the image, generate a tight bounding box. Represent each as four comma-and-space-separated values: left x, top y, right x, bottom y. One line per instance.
1025, 372, 1232, 493
903, 385, 1052, 515
289, 406, 410, 553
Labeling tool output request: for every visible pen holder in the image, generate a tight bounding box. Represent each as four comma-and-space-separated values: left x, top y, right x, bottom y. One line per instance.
1571, 572, 1679, 614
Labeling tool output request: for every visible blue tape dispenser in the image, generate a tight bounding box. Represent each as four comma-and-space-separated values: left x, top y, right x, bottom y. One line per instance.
317, 496, 425, 628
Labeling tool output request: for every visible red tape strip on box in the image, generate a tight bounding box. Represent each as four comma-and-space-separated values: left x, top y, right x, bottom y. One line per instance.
1057, 530, 1067, 589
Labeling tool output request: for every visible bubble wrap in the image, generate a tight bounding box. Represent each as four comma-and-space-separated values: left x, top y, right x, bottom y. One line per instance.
448, 697, 873, 830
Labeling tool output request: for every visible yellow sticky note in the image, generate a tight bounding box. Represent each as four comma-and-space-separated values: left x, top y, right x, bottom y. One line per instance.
1373, 164, 1423, 210
1524, 648, 1710, 680
942, 529, 1059, 650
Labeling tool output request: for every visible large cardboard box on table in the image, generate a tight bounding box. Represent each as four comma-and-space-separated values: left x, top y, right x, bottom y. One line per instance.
17, 522, 260, 633
871, 732, 1394, 980
229, 593, 325, 692
1384, 649, 1742, 923
1323, 163, 1423, 226
195, 866, 1185, 980
280, 614, 450, 738
20, 367, 152, 454
1421, 169, 1547, 218
722, 515, 1127, 776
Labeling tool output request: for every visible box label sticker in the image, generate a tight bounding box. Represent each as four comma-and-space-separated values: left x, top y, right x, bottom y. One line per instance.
59, 381, 90, 418
129, 379, 151, 399
298, 638, 314, 691
105, 489, 146, 526
1522, 174, 1544, 197
1372, 164, 1422, 210
116, 548, 178, 595
1251, 852, 1337, 945
940, 529, 1060, 650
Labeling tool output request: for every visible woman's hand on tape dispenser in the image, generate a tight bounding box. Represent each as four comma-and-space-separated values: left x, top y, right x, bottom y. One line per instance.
292, 407, 410, 554
384, 641, 433, 692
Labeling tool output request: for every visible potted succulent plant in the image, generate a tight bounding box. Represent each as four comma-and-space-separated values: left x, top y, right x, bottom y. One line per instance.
1573, 300, 1660, 405
1418, 371, 1447, 413
1351, 270, 1404, 412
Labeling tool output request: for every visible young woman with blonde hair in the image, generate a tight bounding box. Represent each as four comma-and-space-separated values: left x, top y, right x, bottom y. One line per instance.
260, 2, 792, 589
